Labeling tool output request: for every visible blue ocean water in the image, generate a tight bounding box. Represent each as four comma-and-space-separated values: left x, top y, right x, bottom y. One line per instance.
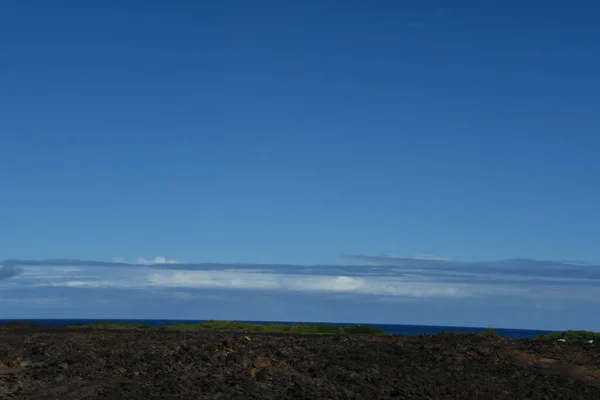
0, 319, 555, 338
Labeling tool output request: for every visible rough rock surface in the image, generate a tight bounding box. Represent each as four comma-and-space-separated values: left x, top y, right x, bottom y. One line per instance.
1, 322, 599, 399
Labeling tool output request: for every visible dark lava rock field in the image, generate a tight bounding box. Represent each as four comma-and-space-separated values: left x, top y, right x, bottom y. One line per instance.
1, 322, 599, 399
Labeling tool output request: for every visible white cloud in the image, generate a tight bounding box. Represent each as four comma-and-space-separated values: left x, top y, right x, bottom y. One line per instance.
2, 297, 69, 308
349, 253, 451, 264
113, 256, 180, 265
136, 256, 180, 265
144, 270, 470, 298
412, 253, 451, 261
25, 268, 471, 298
5, 257, 600, 306
4, 256, 600, 330
431, 8, 451, 19
51, 267, 82, 272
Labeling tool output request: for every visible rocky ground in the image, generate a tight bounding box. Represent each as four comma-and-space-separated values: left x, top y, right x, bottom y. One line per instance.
0, 322, 599, 399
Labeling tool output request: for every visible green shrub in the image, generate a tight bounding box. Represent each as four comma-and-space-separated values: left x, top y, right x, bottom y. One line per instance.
534, 330, 600, 342
478, 328, 501, 339
68, 320, 387, 335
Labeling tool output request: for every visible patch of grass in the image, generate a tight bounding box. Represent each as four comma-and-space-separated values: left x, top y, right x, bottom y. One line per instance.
69, 322, 152, 330
67, 320, 387, 335
533, 330, 600, 342
478, 328, 502, 339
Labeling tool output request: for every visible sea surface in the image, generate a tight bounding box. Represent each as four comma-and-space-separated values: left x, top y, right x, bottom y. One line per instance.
0, 319, 556, 338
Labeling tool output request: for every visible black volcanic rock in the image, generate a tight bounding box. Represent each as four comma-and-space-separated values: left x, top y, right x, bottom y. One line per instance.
0, 324, 599, 399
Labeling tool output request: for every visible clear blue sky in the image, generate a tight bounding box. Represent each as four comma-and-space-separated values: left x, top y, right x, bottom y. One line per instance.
2, 1, 598, 265
1, 1, 600, 328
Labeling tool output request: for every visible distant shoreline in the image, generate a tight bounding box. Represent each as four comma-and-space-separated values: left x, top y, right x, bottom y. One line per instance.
66, 320, 387, 335
1, 320, 598, 342
0, 318, 563, 338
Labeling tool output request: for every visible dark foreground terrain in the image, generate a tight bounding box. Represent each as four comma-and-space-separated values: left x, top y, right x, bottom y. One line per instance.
1, 322, 599, 399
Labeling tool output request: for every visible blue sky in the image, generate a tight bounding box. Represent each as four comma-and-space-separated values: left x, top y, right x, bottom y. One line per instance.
1, 1, 599, 330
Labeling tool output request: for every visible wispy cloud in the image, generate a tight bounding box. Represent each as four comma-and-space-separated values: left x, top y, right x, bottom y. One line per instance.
412, 253, 451, 261
0, 257, 181, 282
0, 253, 600, 329
144, 270, 471, 298
0, 264, 21, 280
3, 256, 599, 299
430, 8, 451, 20
2, 297, 70, 308
2, 255, 600, 330
408, 7, 452, 28
23, 268, 472, 298
346, 254, 452, 265
113, 256, 180, 265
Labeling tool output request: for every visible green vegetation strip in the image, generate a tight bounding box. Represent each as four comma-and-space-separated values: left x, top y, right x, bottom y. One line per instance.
67, 320, 387, 335
477, 328, 599, 342
67, 322, 599, 341
533, 330, 600, 342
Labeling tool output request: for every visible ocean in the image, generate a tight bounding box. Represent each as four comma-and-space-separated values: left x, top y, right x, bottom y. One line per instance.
0, 319, 555, 338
